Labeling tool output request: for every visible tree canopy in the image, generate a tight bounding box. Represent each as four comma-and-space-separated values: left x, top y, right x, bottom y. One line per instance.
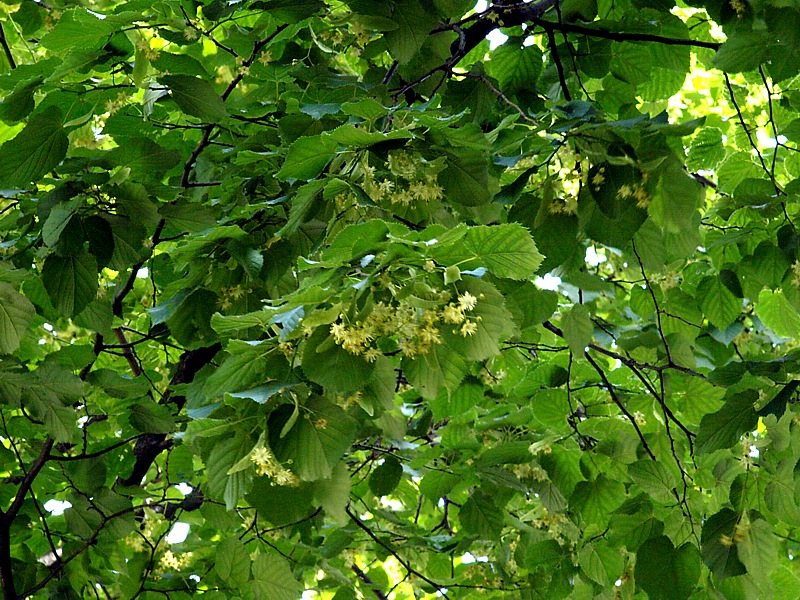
1, 0, 800, 598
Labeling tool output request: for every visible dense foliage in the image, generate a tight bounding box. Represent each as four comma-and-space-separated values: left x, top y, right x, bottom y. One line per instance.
1, 0, 800, 597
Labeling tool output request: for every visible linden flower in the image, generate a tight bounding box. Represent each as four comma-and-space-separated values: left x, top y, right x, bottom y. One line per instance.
460, 321, 478, 336
442, 303, 465, 324
591, 171, 605, 186
791, 261, 800, 287
378, 179, 395, 194
633, 185, 650, 209
331, 321, 346, 342
364, 347, 381, 362
617, 184, 633, 199
458, 292, 478, 312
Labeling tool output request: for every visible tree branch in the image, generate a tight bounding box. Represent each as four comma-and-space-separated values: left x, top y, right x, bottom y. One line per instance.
346, 505, 450, 599
180, 24, 288, 187
351, 564, 389, 600
0, 23, 16, 69
532, 17, 722, 50
584, 352, 656, 460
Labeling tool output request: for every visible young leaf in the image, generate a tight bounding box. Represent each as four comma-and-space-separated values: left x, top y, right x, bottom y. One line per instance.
161, 75, 227, 122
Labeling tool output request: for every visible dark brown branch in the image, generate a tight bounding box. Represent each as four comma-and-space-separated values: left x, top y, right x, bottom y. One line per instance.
346, 505, 450, 599
631, 241, 672, 365
5, 437, 54, 522
545, 27, 572, 101
352, 564, 389, 600
724, 73, 780, 194
532, 17, 722, 50
584, 352, 656, 460
464, 72, 537, 124
114, 327, 142, 376
112, 219, 165, 317
180, 24, 288, 187
117, 343, 221, 486
48, 435, 141, 462
0, 23, 16, 70
0, 520, 15, 600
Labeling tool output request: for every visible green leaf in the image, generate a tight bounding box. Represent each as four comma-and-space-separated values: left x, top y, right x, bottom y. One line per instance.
696, 390, 758, 454
402, 343, 467, 400
42, 199, 80, 247
215, 537, 251, 587
87, 369, 149, 398
276, 135, 338, 180
579, 540, 624, 587
756, 289, 800, 338
687, 127, 725, 170
569, 475, 626, 527
430, 224, 544, 280
0, 283, 34, 355
40, 8, 116, 52
204, 347, 268, 398
269, 397, 357, 481
635, 537, 701, 599
106, 138, 181, 182
459, 489, 505, 539
714, 31, 769, 73
44, 404, 75, 443
438, 149, 494, 206
302, 329, 375, 393
442, 279, 515, 360
251, 552, 303, 600
313, 461, 351, 523
737, 517, 777, 581
628, 459, 677, 504
206, 434, 253, 509
42, 250, 98, 317
161, 75, 227, 121
369, 456, 403, 496
701, 508, 747, 579
562, 304, 593, 356
0, 106, 68, 188
383, 0, 432, 64
697, 275, 741, 330
229, 382, 298, 404
128, 399, 176, 434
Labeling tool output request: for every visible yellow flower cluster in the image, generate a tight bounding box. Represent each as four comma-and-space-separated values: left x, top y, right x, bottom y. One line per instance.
441, 291, 481, 337
158, 549, 192, 571
250, 445, 299, 486
330, 292, 480, 360
362, 151, 444, 206
335, 391, 363, 410
616, 182, 651, 209
512, 462, 549, 482
791, 261, 800, 288
720, 521, 749, 547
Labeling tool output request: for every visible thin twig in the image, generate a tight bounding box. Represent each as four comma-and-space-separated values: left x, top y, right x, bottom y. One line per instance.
724, 73, 780, 193
464, 72, 537, 124
584, 352, 656, 459
545, 27, 571, 101
346, 506, 451, 599
0, 23, 16, 69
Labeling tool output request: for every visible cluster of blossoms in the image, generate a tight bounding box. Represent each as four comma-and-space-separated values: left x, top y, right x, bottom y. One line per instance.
720, 520, 750, 547
362, 150, 445, 207
531, 508, 571, 545
158, 549, 192, 571
330, 292, 480, 360
791, 260, 800, 288
616, 181, 652, 209
250, 445, 299, 486
588, 165, 652, 209
511, 462, 549, 482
